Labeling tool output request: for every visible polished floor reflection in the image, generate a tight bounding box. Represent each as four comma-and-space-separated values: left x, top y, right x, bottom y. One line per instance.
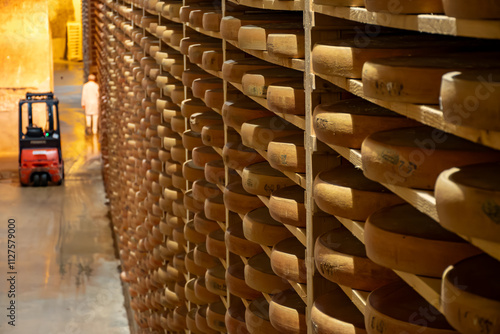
0, 62, 130, 334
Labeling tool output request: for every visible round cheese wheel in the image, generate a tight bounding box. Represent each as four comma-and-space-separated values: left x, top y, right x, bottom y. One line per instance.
205, 264, 227, 296
222, 98, 274, 131
207, 301, 227, 332
166, 213, 184, 229
224, 181, 265, 214
226, 300, 250, 334
226, 261, 263, 300
243, 207, 293, 246
182, 68, 213, 88
242, 68, 303, 98
170, 63, 185, 78
270, 237, 306, 283
441, 70, 500, 131
313, 99, 420, 149
238, 24, 303, 51
164, 186, 183, 201
190, 111, 222, 133
220, 13, 301, 41
194, 277, 220, 304
225, 222, 264, 258
165, 282, 183, 306
363, 53, 500, 104
365, 0, 443, 13
185, 220, 206, 244
202, 124, 226, 148
223, 142, 266, 171
205, 159, 226, 185
269, 185, 306, 227
242, 162, 296, 197
159, 148, 172, 163
365, 281, 457, 334
183, 160, 205, 182
201, 49, 224, 72
246, 297, 282, 334
245, 252, 291, 293
267, 31, 305, 58
171, 171, 187, 191
269, 289, 307, 334
443, 0, 500, 19
165, 159, 182, 176
194, 243, 220, 269
267, 134, 306, 173
203, 88, 225, 110
361, 126, 500, 189
241, 116, 302, 151
192, 77, 223, 100
186, 250, 208, 276
267, 80, 305, 115
222, 58, 278, 84
435, 163, 500, 243
187, 308, 204, 334
192, 179, 222, 202
311, 286, 366, 334
315, 227, 400, 290
170, 115, 187, 134
194, 212, 221, 235
314, 165, 404, 220
182, 130, 204, 151
163, 133, 182, 149
173, 305, 188, 331
365, 203, 482, 277
189, 9, 209, 28
184, 189, 205, 213
170, 144, 188, 163
180, 36, 217, 55
173, 252, 186, 273
206, 228, 227, 259
182, 98, 212, 118
204, 194, 226, 222
441, 254, 500, 334
193, 146, 220, 168
179, 5, 201, 23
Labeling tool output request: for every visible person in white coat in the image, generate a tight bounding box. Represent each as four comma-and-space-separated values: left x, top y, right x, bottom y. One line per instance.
81, 74, 100, 135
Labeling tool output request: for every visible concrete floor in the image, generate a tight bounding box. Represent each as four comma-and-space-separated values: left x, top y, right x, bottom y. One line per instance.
0, 62, 130, 333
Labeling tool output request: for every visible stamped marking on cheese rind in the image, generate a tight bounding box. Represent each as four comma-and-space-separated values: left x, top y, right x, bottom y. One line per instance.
482, 200, 500, 224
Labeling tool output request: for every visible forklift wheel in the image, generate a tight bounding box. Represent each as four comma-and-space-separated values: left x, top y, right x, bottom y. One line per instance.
40, 173, 48, 187
33, 174, 40, 187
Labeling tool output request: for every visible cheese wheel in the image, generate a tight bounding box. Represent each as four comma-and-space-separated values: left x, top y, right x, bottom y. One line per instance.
170, 116, 187, 134
194, 243, 220, 269
222, 58, 278, 84
173, 305, 188, 331
224, 181, 265, 214
159, 148, 172, 163
220, 14, 301, 41
241, 117, 302, 151
365, 204, 482, 277
223, 142, 266, 171
192, 77, 223, 99
179, 4, 203, 23
185, 279, 207, 305
441, 70, 500, 131
202, 124, 226, 148
206, 229, 227, 259
165, 159, 182, 176
163, 133, 182, 149
170, 144, 188, 163
207, 301, 226, 332
186, 308, 204, 334
201, 49, 224, 72
189, 9, 209, 28
243, 207, 293, 246
269, 290, 307, 334
205, 264, 227, 296
194, 276, 221, 305
205, 159, 226, 185
436, 163, 500, 243
194, 212, 220, 235
315, 227, 400, 290
171, 171, 187, 191
166, 213, 184, 229
267, 134, 306, 173
225, 222, 264, 258
193, 146, 220, 168
164, 186, 183, 201
222, 99, 274, 132
242, 161, 296, 196
443, 0, 500, 19
313, 99, 420, 149
242, 68, 303, 98
180, 36, 218, 55
365, 281, 457, 334
158, 123, 175, 138
190, 111, 222, 133
183, 160, 205, 182
192, 179, 222, 202
203, 11, 223, 32
170, 63, 184, 78
246, 297, 281, 334
267, 80, 305, 115
186, 250, 207, 276
269, 185, 306, 227
173, 252, 186, 273
182, 98, 212, 118
363, 53, 500, 104
365, 0, 443, 13
226, 300, 250, 334
226, 261, 263, 300
204, 88, 228, 110
311, 286, 367, 334
270, 237, 306, 283
184, 190, 205, 213
238, 24, 303, 51
441, 254, 500, 334
267, 32, 305, 58
361, 126, 500, 189
182, 130, 204, 151
165, 282, 183, 306
204, 194, 226, 222
182, 68, 213, 88
314, 165, 404, 220
314, 0, 365, 5
185, 220, 206, 244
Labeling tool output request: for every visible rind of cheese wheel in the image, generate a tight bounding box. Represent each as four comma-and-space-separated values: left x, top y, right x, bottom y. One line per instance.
443, 0, 500, 19
243, 207, 293, 246
187, 308, 204, 334
441, 71, 500, 131
226, 300, 251, 334
162, 133, 182, 149
238, 24, 303, 51
441, 254, 500, 334
185, 220, 206, 244
171, 171, 187, 191
181, 98, 211, 118
267, 134, 306, 173
246, 297, 282, 334
241, 116, 302, 151
361, 126, 500, 189
180, 36, 218, 55
205, 264, 227, 296
365, 204, 482, 277
194, 277, 220, 304
194, 243, 220, 269
173, 252, 186, 273
220, 14, 302, 41
203, 11, 222, 32
242, 161, 296, 196
158, 149, 172, 163
206, 229, 227, 259
364, 0, 443, 13
202, 124, 225, 148
193, 146, 220, 168
207, 302, 226, 332
315, 227, 400, 290
192, 179, 222, 202
184, 190, 205, 213
170, 144, 188, 163
205, 159, 226, 185
185, 278, 207, 306
312, 35, 476, 79
194, 212, 220, 235
269, 185, 306, 227
362, 53, 500, 104
189, 9, 207, 28
241, 68, 303, 98
190, 111, 222, 133
182, 68, 213, 88
225, 222, 264, 258
192, 77, 223, 99
185, 250, 207, 276
365, 281, 457, 334
222, 98, 274, 131
182, 130, 204, 151
226, 262, 263, 300
223, 142, 266, 171
170, 63, 184, 77
204, 194, 226, 222
172, 198, 187, 218
204, 88, 225, 110
165, 283, 183, 306
267, 32, 305, 58
314, 165, 404, 220
224, 181, 265, 214
201, 50, 223, 72
270, 237, 307, 283
182, 160, 205, 182
164, 186, 183, 201
171, 115, 187, 133
313, 99, 419, 149
269, 289, 307, 334
435, 163, 500, 243
311, 286, 367, 334
222, 58, 278, 84
157, 96, 179, 112
173, 305, 188, 328
165, 159, 183, 176
267, 80, 305, 115
166, 213, 184, 229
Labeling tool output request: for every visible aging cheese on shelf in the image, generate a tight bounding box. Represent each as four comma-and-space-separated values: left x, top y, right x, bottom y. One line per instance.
192, 179, 222, 202
202, 124, 227, 148
225, 221, 264, 258
220, 13, 302, 41
441, 70, 500, 131
207, 301, 226, 332
203, 11, 223, 32
238, 23, 303, 51
365, 204, 482, 277
205, 264, 227, 296
226, 300, 250, 334
442, 0, 500, 19
187, 308, 204, 334
271, 237, 307, 283
361, 126, 500, 189
196, 306, 219, 334
192, 146, 220, 168
182, 160, 205, 182
267, 32, 305, 58
315, 227, 400, 291
224, 181, 265, 214
194, 243, 220, 269
226, 261, 263, 300
185, 278, 207, 305
182, 130, 204, 151
222, 98, 274, 131
201, 49, 224, 72
170, 115, 187, 134
184, 189, 204, 213
435, 163, 500, 243
267, 134, 306, 173
206, 229, 226, 259
173, 305, 188, 331
192, 77, 223, 100
269, 289, 307, 334
223, 141, 266, 171
181, 98, 212, 118
243, 207, 293, 246
204, 194, 226, 222
170, 144, 188, 163
222, 58, 278, 84
246, 297, 281, 334
441, 254, 500, 334
185, 220, 206, 244
364, 0, 443, 13
186, 250, 207, 276
241, 116, 302, 151
194, 212, 220, 235
171, 171, 187, 191
241, 68, 303, 98
205, 159, 227, 185
269, 185, 306, 227
182, 68, 213, 88
313, 99, 420, 149
190, 111, 222, 133
194, 276, 220, 304
314, 165, 404, 221
365, 281, 457, 334
267, 80, 305, 115
242, 162, 296, 196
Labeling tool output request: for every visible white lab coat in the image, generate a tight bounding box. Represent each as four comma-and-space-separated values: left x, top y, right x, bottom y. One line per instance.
81, 81, 100, 116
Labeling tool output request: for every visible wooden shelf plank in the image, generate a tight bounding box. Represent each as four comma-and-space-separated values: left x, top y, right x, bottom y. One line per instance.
458, 235, 500, 263
228, 0, 303, 11
393, 270, 442, 311
160, 13, 182, 24
220, 295, 228, 308
335, 217, 365, 242
338, 284, 369, 315
186, 22, 223, 39
284, 223, 307, 247
289, 281, 308, 304
217, 221, 227, 232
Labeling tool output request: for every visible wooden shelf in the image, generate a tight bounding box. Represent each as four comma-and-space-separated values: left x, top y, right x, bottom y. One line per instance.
338, 285, 369, 315
229, 0, 303, 11
186, 22, 223, 39
160, 13, 183, 24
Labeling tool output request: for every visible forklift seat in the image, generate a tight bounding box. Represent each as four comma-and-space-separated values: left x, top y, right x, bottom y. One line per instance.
26, 126, 44, 138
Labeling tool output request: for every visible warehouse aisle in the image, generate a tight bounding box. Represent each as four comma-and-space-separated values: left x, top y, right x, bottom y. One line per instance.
0, 62, 130, 334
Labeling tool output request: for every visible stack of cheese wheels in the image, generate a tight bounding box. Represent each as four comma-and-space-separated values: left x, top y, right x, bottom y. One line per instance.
443, 0, 500, 19
364, 0, 443, 13
186, 278, 206, 305
435, 163, 500, 243
441, 70, 500, 131
365, 281, 457, 334
222, 58, 278, 84
190, 110, 222, 133
269, 289, 307, 334
313, 99, 419, 149
222, 98, 274, 131
311, 286, 366, 334
207, 301, 226, 332
361, 126, 500, 189
185, 220, 206, 244
192, 77, 223, 100
241, 68, 303, 98
242, 162, 297, 197
245, 252, 291, 294
220, 13, 302, 41
270, 237, 307, 283
240, 116, 302, 151
312, 35, 471, 79
268, 185, 306, 227
205, 264, 227, 296
225, 221, 263, 258
365, 204, 482, 277
363, 52, 500, 104
314, 165, 404, 221
246, 297, 282, 334
224, 181, 265, 214
315, 227, 400, 290
196, 306, 219, 334
243, 207, 293, 246
267, 80, 305, 115
441, 254, 500, 334
238, 22, 303, 51
226, 261, 262, 300
186, 307, 203, 334
226, 299, 250, 334
267, 134, 307, 173
186, 250, 207, 277
223, 141, 266, 171
182, 67, 212, 88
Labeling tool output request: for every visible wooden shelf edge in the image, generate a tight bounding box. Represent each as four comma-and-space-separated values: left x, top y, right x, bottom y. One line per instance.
283, 224, 307, 247
338, 284, 368, 315
185, 22, 223, 39
228, 0, 303, 11
394, 270, 442, 312
288, 281, 308, 304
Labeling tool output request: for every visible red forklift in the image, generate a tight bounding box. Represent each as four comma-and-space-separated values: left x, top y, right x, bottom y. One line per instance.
18, 92, 64, 186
